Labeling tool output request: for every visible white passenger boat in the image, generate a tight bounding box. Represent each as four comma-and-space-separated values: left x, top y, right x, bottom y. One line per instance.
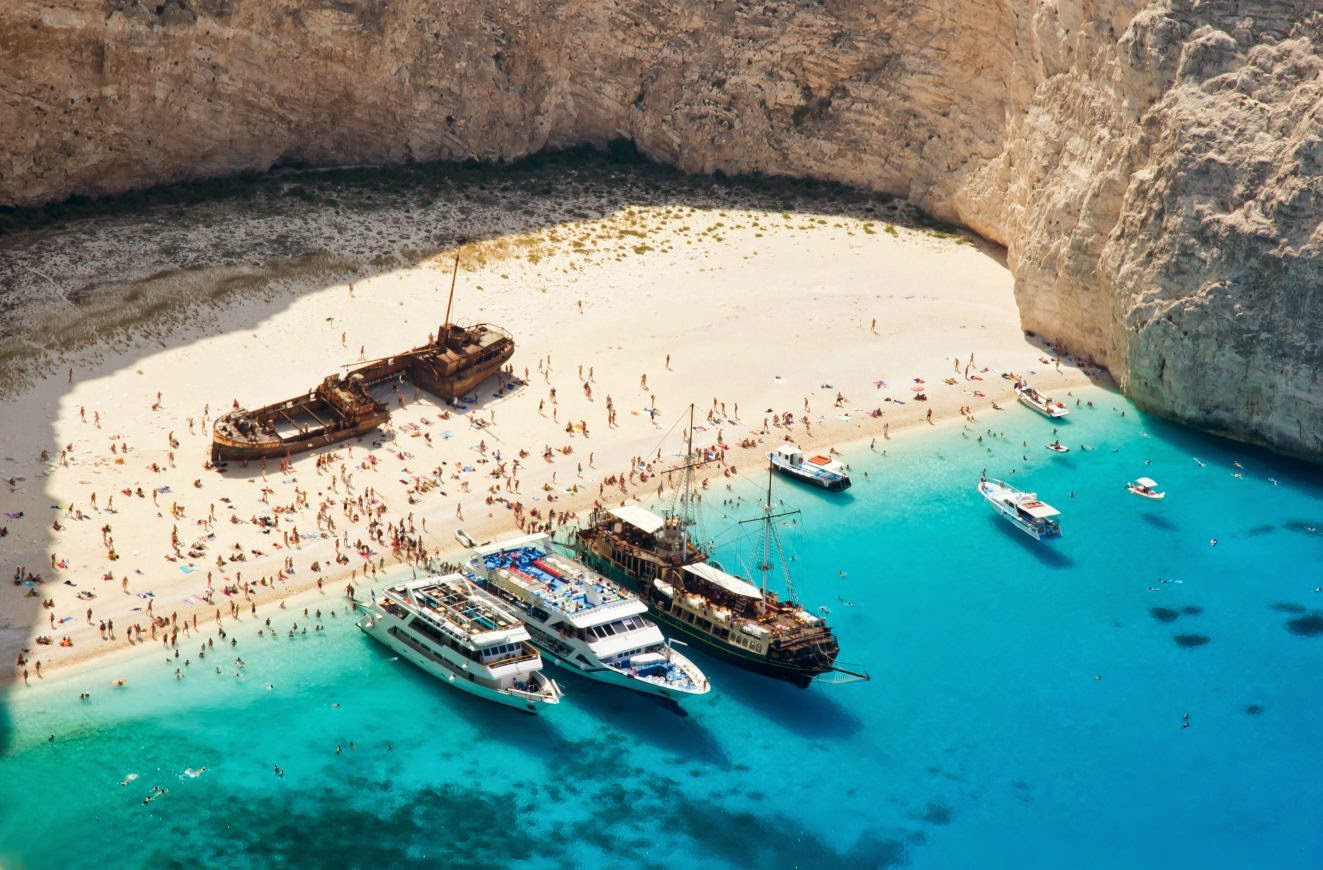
768, 444, 851, 491
1126, 476, 1165, 500
1015, 381, 1069, 418
357, 572, 561, 714
978, 476, 1062, 540
466, 532, 710, 700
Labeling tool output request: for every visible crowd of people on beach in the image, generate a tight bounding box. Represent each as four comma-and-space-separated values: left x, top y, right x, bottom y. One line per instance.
6, 326, 1093, 692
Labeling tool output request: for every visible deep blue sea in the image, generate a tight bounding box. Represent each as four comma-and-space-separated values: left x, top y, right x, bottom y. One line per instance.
3, 385, 1323, 869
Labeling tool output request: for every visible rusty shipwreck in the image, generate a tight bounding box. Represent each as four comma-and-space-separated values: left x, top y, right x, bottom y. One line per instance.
211, 257, 514, 464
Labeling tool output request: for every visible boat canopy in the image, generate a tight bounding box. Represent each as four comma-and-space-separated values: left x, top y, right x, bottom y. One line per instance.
1019, 500, 1060, 519
683, 562, 763, 599
772, 444, 802, 458
608, 505, 666, 535
1135, 477, 1158, 488
472, 531, 551, 559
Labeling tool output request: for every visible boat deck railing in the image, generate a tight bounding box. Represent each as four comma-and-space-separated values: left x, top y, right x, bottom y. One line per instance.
483, 547, 627, 614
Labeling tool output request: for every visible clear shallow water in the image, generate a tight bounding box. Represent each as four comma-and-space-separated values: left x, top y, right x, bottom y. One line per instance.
3, 385, 1323, 869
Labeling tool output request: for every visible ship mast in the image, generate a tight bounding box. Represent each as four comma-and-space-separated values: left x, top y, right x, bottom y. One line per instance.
739, 469, 800, 601
440, 251, 461, 339
680, 403, 695, 535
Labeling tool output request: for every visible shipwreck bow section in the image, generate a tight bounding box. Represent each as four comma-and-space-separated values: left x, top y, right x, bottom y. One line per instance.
210, 322, 514, 463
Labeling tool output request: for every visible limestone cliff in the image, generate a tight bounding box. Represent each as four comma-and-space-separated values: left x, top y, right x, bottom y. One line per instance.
1, 0, 1319, 458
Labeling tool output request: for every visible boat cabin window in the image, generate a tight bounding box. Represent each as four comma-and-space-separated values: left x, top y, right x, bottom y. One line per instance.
586, 616, 646, 640
481, 642, 519, 659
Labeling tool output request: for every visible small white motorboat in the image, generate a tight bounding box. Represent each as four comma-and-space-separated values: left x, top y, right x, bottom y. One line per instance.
1015, 381, 1069, 419
1126, 477, 1165, 500
768, 444, 851, 491
1046, 441, 1070, 453
978, 477, 1062, 540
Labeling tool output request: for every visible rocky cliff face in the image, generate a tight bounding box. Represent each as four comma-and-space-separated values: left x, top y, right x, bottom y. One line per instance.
2, 0, 1319, 458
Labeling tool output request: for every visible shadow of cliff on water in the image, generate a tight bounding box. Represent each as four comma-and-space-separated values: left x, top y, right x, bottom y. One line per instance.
0, 142, 1002, 755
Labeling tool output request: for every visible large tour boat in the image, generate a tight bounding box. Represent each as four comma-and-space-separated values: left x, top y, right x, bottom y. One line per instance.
356, 572, 561, 714
572, 408, 866, 688
464, 532, 710, 701
212, 255, 514, 463
1014, 380, 1069, 419
978, 476, 1062, 540
768, 444, 851, 491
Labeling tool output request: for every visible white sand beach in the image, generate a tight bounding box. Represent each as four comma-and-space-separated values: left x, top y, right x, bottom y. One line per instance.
1, 202, 1098, 683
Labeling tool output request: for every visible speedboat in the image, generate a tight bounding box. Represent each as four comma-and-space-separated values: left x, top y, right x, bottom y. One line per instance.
1046, 441, 1070, 453
1126, 477, 1165, 500
1015, 381, 1069, 419
466, 532, 710, 700
357, 572, 561, 714
768, 444, 851, 491
978, 476, 1062, 540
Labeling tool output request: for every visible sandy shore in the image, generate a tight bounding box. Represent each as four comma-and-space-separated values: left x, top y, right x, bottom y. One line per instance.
1, 197, 1099, 686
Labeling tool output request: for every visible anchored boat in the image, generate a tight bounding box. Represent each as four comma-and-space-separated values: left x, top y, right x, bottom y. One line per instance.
357, 572, 561, 714
1015, 381, 1069, 419
211, 255, 514, 463
465, 532, 710, 701
768, 444, 851, 491
1126, 477, 1166, 500
573, 407, 866, 688
978, 476, 1062, 540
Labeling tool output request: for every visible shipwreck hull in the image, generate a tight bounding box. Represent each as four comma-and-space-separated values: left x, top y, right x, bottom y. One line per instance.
210, 322, 514, 464
408, 345, 514, 401
210, 411, 388, 463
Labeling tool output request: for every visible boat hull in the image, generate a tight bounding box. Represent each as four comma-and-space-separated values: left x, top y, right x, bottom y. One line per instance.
536, 643, 708, 700
473, 577, 711, 700
981, 494, 1061, 541
212, 324, 514, 464
574, 547, 832, 689
211, 412, 389, 463
358, 614, 553, 714
1017, 392, 1069, 419
770, 462, 852, 492
408, 346, 514, 402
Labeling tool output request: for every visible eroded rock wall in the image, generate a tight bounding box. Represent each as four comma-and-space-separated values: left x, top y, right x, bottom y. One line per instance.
1, 0, 1319, 457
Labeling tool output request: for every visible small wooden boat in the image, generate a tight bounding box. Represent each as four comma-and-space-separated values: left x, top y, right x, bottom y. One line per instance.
1126, 477, 1165, 500
211, 257, 514, 463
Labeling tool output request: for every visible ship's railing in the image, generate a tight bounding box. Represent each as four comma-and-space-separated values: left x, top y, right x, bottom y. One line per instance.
503, 673, 557, 700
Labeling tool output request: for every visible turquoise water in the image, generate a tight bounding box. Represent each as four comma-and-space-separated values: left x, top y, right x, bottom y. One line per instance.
3, 385, 1323, 869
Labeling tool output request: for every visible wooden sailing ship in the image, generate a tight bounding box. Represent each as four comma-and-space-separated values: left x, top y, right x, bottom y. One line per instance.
571, 408, 866, 688
211, 256, 514, 463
